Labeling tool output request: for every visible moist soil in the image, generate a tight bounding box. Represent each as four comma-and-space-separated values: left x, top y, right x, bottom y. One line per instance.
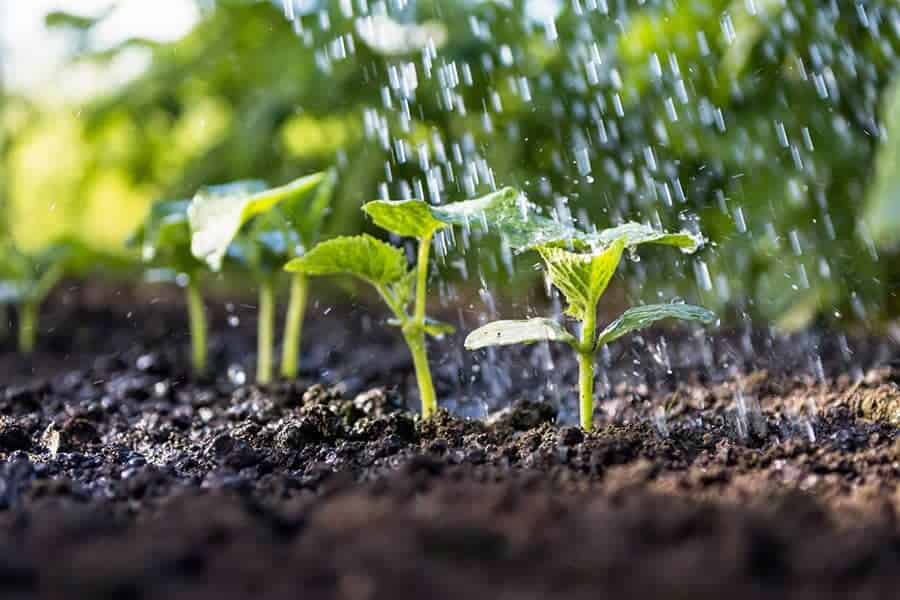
4, 285, 900, 599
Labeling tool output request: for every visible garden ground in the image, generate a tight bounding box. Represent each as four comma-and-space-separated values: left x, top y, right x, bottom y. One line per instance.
2, 285, 900, 599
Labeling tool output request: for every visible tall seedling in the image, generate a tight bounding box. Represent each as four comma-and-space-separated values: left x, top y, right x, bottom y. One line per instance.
188, 172, 326, 383
129, 200, 210, 373
465, 233, 714, 430
0, 238, 123, 354
286, 188, 521, 418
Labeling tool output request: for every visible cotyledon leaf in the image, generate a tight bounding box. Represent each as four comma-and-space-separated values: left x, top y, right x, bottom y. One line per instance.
284, 234, 409, 287
595, 303, 717, 349
189, 172, 325, 271
464, 318, 578, 350
536, 238, 626, 320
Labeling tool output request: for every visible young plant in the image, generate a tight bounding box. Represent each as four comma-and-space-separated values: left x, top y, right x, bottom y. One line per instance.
188, 172, 326, 384
129, 199, 210, 374
465, 233, 715, 431
285, 188, 520, 418
0, 238, 114, 354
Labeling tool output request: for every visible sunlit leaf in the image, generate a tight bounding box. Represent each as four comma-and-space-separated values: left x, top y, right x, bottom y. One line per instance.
284, 234, 409, 287
362, 199, 448, 239
537, 238, 626, 320
189, 173, 325, 270
464, 318, 578, 350
585, 222, 703, 253
595, 303, 717, 348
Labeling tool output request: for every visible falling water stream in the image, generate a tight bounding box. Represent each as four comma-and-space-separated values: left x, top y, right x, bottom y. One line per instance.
268, 0, 900, 432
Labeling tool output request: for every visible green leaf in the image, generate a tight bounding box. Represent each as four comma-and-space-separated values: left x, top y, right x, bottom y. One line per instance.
595, 303, 717, 348
386, 316, 456, 338
424, 317, 455, 338
464, 318, 578, 350
537, 238, 626, 320
284, 234, 409, 287
287, 168, 337, 249
436, 187, 577, 251
362, 199, 449, 239
129, 199, 199, 274
585, 222, 704, 253
189, 172, 325, 271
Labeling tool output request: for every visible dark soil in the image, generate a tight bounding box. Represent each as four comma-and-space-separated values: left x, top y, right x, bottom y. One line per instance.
4, 284, 900, 599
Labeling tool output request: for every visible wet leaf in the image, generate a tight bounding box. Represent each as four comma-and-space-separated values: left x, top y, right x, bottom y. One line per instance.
595, 304, 716, 348
128, 199, 199, 274
189, 172, 325, 271
362, 200, 449, 239
284, 234, 409, 287
465, 318, 577, 350
537, 239, 626, 320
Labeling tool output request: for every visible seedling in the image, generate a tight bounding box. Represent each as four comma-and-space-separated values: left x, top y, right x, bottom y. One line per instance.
465, 232, 715, 431
285, 188, 520, 418
0, 237, 114, 354
129, 199, 210, 374
188, 172, 327, 383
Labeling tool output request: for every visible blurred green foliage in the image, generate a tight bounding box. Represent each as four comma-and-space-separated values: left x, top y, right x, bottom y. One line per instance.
2, 0, 899, 327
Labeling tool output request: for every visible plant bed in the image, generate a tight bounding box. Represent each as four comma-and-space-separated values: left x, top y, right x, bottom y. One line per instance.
3, 289, 900, 599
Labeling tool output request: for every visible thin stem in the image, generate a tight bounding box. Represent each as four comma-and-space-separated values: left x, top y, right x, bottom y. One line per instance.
185, 279, 208, 375
280, 272, 308, 379
414, 233, 432, 323
405, 331, 437, 419
257, 277, 276, 384
577, 352, 594, 430
577, 306, 598, 431
410, 232, 438, 418
18, 300, 38, 354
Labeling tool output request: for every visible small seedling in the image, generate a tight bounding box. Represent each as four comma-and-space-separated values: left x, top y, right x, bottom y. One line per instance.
465, 232, 715, 431
129, 199, 210, 374
0, 237, 115, 354
285, 188, 520, 418
188, 172, 326, 383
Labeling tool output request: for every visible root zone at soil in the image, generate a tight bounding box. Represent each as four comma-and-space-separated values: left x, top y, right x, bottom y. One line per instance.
3, 292, 900, 599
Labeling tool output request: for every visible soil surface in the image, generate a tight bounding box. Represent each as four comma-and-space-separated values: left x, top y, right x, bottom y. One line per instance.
4, 285, 900, 599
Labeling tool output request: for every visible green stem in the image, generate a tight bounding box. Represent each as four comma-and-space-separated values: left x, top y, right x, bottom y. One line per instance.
410, 233, 438, 418
577, 352, 595, 430
577, 307, 598, 431
280, 272, 308, 379
257, 277, 276, 384
185, 279, 208, 375
18, 300, 38, 354
406, 331, 437, 419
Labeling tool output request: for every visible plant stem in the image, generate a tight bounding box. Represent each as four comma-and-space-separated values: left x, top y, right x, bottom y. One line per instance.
405, 331, 437, 418
409, 233, 438, 418
185, 279, 208, 375
280, 272, 308, 379
577, 307, 598, 431
18, 301, 37, 354
257, 277, 276, 384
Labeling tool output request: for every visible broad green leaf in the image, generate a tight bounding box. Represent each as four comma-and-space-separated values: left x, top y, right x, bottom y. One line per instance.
435, 187, 578, 251
189, 172, 325, 270
537, 238, 626, 320
586, 222, 703, 253
864, 79, 900, 249
464, 318, 577, 350
287, 168, 337, 249
284, 234, 409, 287
362, 199, 449, 239
595, 303, 716, 348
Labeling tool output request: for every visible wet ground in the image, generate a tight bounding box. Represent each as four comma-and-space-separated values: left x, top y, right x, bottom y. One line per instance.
3, 284, 900, 599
